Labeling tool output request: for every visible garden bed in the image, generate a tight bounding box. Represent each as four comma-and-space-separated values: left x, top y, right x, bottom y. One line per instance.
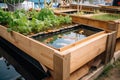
0, 8, 115, 80
100, 6, 120, 13
53, 8, 77, 13
31, 24, 104, 51
56, 12, 120, 38
0, 23, 109, 80
70, 4, 100, 12
62, 10, 95, 15
84, 13, 120, 38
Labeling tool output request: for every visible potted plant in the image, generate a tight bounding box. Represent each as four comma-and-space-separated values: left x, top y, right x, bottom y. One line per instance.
5, 0, 24, 11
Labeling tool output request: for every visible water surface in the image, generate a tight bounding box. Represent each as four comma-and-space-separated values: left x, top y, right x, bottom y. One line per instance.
32, 25, 101, 49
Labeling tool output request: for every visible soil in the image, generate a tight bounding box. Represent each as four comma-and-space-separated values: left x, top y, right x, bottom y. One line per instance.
96, 58, 120, 80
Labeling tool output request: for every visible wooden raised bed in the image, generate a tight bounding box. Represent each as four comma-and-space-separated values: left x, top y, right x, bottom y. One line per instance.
100, 6, 120, 13
0, 24, 114, 80
53, 8, 77, 13
81, 13, 120, 38
70, 4, 100, 12
55, 12, 120, 38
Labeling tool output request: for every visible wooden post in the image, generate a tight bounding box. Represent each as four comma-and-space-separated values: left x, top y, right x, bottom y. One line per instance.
109, 31, 117, 60
54, 53, 70, 80
103, 31, 116, 64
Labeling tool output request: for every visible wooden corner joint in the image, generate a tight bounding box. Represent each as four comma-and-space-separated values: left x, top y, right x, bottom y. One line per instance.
53, 53, 71, 80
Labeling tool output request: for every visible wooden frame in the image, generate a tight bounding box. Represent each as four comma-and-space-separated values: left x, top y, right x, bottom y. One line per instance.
53, 8, 77, 13
0, 24, 111, 80
70, 4, 100, 12
55, 12, 120, 39
100, 6, 120, 13
70, 4, 120, 13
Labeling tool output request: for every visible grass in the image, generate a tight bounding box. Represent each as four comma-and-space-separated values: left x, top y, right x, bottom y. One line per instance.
91, 14, 120, 21
95, 58, 120, 80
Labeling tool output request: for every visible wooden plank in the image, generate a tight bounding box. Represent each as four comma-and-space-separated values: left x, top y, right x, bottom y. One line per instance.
71, 16, 89, 25
56, 12, 120, 39
117, 24, 120, 38
115, 38, 120, 52
69, 34, 107, 73
45, 64, 89, 80
53, 53, 70, 80
0, 25, 56, 70
53, 8, 77, 13
103, 31, 116, 64
59, 31, 105, 51
81, 65, 104, 80
70, 65, 89, 80
109, 31, 117, 61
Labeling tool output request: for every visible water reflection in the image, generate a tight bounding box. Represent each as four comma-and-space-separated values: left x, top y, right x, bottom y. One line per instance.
0, 50, 25, 80
33, 26, 98, 49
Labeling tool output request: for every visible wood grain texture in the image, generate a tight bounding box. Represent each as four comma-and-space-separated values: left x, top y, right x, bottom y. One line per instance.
0, 25, 56, 70
70, 34, 107, 73
55, 12, 120, 38
54, 53, 70, 80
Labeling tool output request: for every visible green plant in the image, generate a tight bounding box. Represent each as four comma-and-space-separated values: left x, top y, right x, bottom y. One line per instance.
91, 14, 120, 21
37, 8, 55, 21
30, 18, 45, 33
0, 9, 11, 25
0, 8, 72, 35
7, 10, 31, 35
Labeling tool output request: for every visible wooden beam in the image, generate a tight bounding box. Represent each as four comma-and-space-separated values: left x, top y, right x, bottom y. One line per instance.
70, 33, 107, 73
81, 65, 104, 80
0, 25, 55, 70
109, 31, 117, 61
54, 53, 70, 80
70, 65, 89, 80
103, 31, 116, 64
115, 38, 120, 52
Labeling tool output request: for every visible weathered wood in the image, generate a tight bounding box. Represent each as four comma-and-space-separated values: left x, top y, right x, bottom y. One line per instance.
70, 65, 89, 80
54, 53, 70, 80
45, 64, 89, 80
109, 31, 117, 61
103, 31, 116, 64
91, 58, 102, 69
117, 24, 120, 38
100, 6, 120, 13
70, 4, 100, 11
81, 65, 104, 80
115, 38, 120, 51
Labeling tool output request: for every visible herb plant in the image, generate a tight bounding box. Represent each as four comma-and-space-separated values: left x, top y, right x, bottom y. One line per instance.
0, 8, 72, 35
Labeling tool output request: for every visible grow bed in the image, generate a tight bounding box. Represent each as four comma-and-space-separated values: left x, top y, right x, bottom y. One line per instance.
70, 4, 100, 12
86, 13, 120, 38
91, 13, 120, 21
0, 8, 114, 80
62, 10, 95, 15
53, 8, 77, 13
55, 12, 120, 38
0, 23, 110, 80
31, 24, 103, 51
100, 6, 120, 13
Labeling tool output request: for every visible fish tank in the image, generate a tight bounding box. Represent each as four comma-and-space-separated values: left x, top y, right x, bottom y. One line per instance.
31, 24, 103, 50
